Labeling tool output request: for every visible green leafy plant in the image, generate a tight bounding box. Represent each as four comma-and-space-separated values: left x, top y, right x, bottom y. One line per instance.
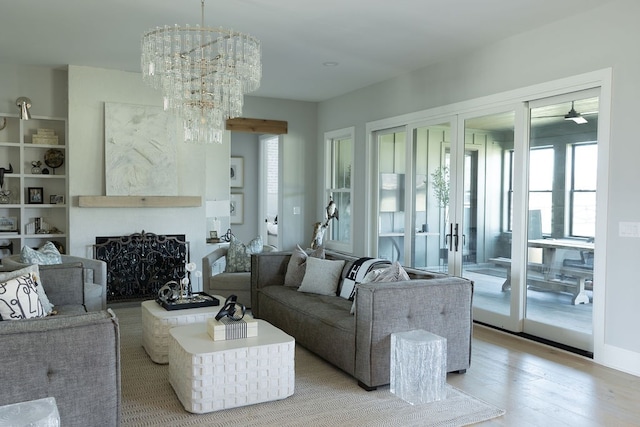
431, 166, 450, 208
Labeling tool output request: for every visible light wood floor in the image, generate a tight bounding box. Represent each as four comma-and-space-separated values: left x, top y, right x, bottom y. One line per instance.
448, 324, 640, 426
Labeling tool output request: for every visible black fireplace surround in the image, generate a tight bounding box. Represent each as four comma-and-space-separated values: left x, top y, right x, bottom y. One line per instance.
94, 231, 189, 302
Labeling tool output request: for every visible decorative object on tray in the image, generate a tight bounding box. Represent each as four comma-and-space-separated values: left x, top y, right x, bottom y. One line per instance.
156, 290, 219, 311
310, 196, 339, 249
156, 262, 217, 310
31, 160, 42, 174
44, 148, 64, 175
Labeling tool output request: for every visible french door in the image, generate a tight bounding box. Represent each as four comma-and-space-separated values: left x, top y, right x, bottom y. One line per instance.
372, 91, 600, 352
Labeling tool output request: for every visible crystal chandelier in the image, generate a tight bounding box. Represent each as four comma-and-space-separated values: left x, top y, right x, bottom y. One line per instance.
141, 0, 261, 144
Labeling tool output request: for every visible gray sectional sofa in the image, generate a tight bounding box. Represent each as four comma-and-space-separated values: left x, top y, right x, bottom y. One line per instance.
251, 250, 474, 390
0, 260, 120, 426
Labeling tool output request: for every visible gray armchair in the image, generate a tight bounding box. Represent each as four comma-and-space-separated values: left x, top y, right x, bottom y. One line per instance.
2, 254, 107, 311
202, 243, 275, 307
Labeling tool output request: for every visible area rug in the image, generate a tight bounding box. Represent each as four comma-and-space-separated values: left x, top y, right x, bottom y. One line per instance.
112, 306, 505, 427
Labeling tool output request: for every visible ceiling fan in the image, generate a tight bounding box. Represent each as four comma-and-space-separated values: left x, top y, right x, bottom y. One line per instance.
533, 101, 598, 124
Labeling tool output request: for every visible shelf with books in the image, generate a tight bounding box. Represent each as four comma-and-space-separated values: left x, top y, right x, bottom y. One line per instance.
0, 114, 68, 256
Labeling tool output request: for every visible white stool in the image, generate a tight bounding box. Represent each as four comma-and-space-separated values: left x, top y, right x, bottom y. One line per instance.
390, 329, 447, 405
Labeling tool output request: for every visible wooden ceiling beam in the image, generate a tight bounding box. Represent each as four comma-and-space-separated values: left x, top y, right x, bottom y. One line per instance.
226, 118, 288, 135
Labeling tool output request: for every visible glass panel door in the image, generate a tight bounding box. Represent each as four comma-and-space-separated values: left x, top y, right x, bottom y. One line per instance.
458, 110, 516, 319
377, 128, 407, 264
412, 122, 451, 271
524, 91, 598, 352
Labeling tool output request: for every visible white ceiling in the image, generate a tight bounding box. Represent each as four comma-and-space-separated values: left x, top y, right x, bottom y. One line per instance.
0, 0, 612, 102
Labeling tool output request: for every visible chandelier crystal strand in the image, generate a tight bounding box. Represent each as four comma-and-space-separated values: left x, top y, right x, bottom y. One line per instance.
141, 8, 261, 144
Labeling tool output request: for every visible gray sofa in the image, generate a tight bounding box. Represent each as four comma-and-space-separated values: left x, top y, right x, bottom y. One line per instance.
0, 261, 120, 426
2, 254, 107, 312
251, 250, 474, 390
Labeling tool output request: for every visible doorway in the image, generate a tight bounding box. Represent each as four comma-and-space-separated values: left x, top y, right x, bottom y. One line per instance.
368, 86, 605, 354
260, 135, 280, 248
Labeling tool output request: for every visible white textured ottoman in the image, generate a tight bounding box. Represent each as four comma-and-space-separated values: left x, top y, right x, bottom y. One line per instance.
168, 320, 295, 414
141, 298, 222, 364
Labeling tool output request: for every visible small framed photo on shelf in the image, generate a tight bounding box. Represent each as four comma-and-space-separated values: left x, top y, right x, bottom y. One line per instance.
50, 195, 65, 204
0, 216, 18, 232
27, 187, 44, 204
230, 193, 244, 224
230, 157, 244, 188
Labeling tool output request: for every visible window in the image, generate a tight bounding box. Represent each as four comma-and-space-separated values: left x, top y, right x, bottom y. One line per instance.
324, 128, 354, 252
528, 147, 554, 235
569, 142, 597, 238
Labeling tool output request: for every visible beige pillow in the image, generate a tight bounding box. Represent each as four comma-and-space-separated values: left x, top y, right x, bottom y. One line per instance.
284, 245, 325, 288
298, 257, 345, 296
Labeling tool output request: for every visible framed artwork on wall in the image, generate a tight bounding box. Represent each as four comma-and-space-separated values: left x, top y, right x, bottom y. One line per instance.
230, 157, 244, 188
230, 193, 244, 224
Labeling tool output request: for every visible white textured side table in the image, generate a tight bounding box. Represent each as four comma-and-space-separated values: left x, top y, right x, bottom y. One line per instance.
0, 397, 60, 426
141, 298, 222, 364
390, 329, 447, 405
169, 319, 295, 414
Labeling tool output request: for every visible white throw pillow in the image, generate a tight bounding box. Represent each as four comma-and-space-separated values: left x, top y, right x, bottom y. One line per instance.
284, 244, 325, 288
0, 274, 45, 320
0, 264, 53, 314
298, 257, 345, 296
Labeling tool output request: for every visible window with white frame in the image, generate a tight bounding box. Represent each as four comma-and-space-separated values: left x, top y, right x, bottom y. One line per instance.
324, 127, 354, 252
568, 142, 597, 238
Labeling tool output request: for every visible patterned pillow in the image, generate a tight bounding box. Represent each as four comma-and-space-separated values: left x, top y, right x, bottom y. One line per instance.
0, 264, 54, 314
0, 274, 45, 320
338, 257, 390, 300
20, 241, 62, 265
284, 245, 325, 288
297, 257, 345, 296
224, 235, 263, 273
350, 261, 410, 315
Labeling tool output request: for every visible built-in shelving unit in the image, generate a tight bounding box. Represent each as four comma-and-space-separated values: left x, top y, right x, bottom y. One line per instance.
0, 114, 68, 258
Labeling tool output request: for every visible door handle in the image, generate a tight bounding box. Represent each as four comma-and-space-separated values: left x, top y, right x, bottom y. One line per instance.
445, 223, 453, 251
454, 223, 460, 251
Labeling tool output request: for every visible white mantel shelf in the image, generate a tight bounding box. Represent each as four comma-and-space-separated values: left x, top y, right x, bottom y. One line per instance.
78, 196, 201, 208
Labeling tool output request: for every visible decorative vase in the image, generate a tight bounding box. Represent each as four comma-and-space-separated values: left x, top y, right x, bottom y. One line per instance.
31, 166, 41, 174
0, 190, 10, 204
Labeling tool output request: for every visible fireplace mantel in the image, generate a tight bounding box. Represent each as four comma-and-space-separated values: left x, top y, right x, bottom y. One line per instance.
78, 196, 201, 208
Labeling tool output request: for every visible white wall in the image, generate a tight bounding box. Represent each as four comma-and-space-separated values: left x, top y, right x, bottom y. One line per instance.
67, 66, 229, 288
230, 132, 260, 242
66, 67, 316, 280
317, 0, 640, 375
238, 96, 318, 251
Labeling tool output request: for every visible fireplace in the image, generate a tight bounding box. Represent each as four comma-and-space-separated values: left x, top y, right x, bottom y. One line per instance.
94, 231, 189, 302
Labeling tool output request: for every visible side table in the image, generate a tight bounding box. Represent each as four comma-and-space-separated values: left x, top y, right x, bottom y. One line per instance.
169, 320, 295, 413
0, 397, 60, 426
141, 298, 223, 364
390, 329, 447, 405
